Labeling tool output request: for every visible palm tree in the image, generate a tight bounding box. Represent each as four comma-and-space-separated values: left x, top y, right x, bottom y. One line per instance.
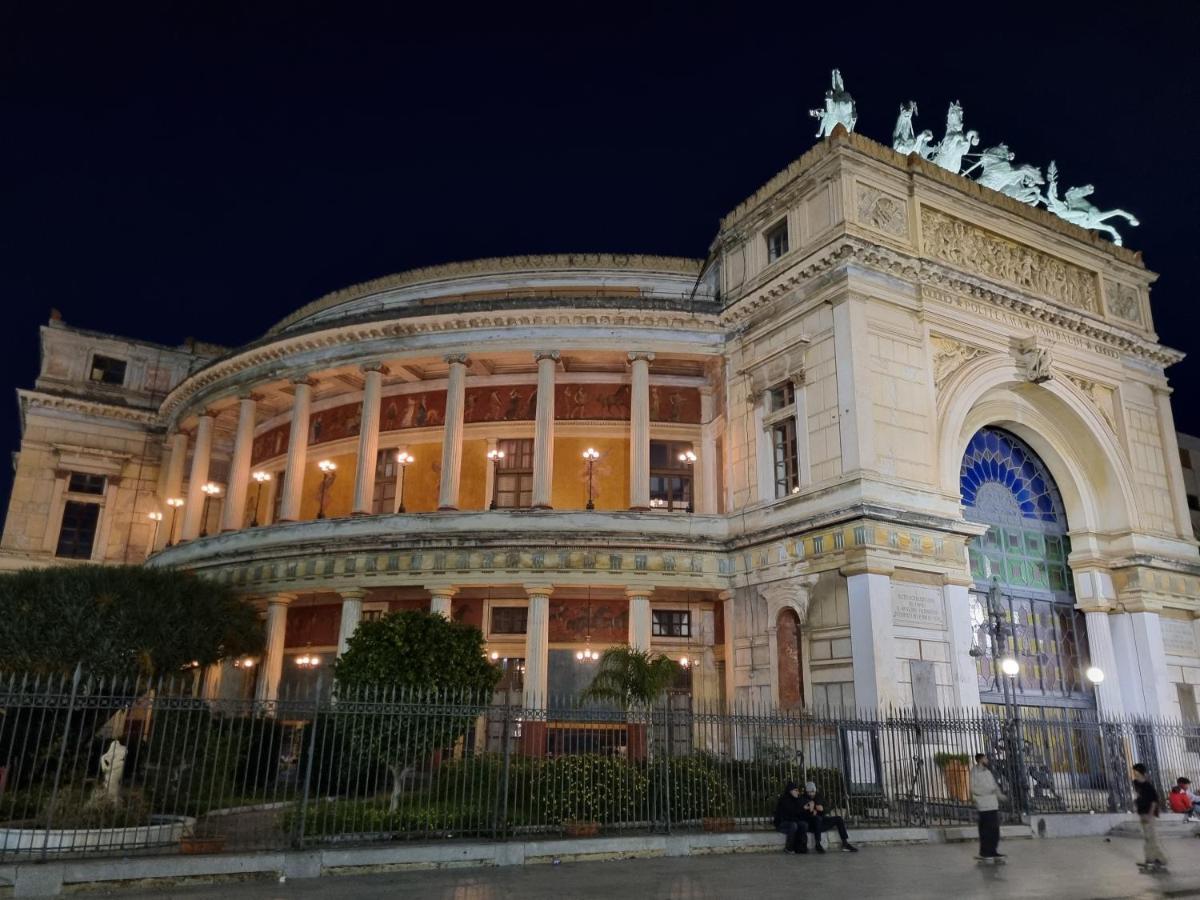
581, 645, 679, 710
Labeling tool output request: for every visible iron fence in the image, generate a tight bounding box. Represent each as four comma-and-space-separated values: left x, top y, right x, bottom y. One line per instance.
0, 669, 1195, 861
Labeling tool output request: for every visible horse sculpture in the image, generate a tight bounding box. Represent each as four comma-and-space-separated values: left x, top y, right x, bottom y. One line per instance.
970, 144, 1044, 205
1044, 161, 1139, 245
930, 101, 979, 174
892, 102, 937, 159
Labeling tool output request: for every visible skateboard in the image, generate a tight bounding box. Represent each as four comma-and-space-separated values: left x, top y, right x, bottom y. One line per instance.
975, 856, 1007, 865
1137, 861, 1169, 874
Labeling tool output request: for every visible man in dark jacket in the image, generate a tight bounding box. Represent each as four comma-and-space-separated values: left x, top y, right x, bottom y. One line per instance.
1133, 763, 1168, 868
799, 781, 858, 852
773, 781, 811, 853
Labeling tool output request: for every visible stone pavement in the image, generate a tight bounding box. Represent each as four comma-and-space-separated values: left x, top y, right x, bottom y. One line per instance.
109, 834, 1200, 899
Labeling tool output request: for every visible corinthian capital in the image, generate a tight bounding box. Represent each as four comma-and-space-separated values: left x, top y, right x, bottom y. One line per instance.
443, 353, 470, 367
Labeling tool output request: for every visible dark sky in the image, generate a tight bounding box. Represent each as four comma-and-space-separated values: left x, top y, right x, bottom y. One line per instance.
2, 3, 1198, 501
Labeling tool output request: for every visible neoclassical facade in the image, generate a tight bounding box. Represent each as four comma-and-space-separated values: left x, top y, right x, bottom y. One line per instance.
4, 129, 1198, 722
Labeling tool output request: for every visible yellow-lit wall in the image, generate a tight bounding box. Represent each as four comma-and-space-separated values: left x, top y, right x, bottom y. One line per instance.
298, 451, 357, 519
398, 442, 443, 512
552, 436, 629, 510
460, 439, 488, 510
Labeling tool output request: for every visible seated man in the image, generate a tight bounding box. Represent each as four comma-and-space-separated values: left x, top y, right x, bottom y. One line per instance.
1167, 777, 1200, 821
799, 781, 858, 853
773, 781, 811, 854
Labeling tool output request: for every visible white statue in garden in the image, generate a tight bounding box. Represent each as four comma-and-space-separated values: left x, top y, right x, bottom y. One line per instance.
810, 69, 857, 137
98, 739, 127, 803
1043, 161, 1139, 245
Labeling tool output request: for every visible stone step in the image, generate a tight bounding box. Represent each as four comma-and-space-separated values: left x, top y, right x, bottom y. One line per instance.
1108, 817, 1200, 838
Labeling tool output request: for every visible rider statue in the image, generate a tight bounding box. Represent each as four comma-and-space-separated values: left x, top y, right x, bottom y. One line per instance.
967, 143, 1045, 205
930, 101, 979, 174
892, 102, 936, 159
810, 69, 857, 138
1044, 161, 1140, 246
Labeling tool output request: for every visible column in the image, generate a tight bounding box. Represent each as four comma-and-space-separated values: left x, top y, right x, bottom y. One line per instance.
221, 395, 257, 532
1154, 388, 1194, 539
278, 379, 313, 522
627, 587, 652, 651
1083, 609, 1125, 716
943, 579, 983, 709
845, 567, 897, 710
791, 373, 812, 488
181, 413, 214, 540
628, 352, 654, 509
698, 388, 718, 515
255, 593, 295, 704
438, 354, 469, 510
159, 431, 188, 548
831, 295, 874, 474
429, 585, 457, 618
721, 590, 737, 707
337, 588, 367, 657
1111, 608, 1175, 718
523, 585, 552, 708
531, 351, 558, 509
201, 663, 224, 701
352, 365, 386, 515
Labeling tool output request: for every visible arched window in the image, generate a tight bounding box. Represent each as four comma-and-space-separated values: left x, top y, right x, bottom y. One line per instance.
960, 427, 1091, 708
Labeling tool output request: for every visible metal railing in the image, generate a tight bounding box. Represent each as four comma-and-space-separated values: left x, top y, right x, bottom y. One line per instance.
0, 669, 1195, 861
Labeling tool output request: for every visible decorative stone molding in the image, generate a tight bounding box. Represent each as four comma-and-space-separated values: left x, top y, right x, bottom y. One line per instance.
1103, 278, 1143, 325
443, 353, 470, 366
920, 207, 1099, 314
18, 389, 160, 427
855, 184, 908, 238
757, 574, 818, 624
1013, 337, 1053, 384
1066, 374, 1118, 433
930, 336, 987, 392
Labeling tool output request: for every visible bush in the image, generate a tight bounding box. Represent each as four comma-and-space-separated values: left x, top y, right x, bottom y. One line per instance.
535, 754, 648, 825
39, 786, 150, 829
287, 796, 494, 839
652, 756, 733, 822
933, 752, 970, 769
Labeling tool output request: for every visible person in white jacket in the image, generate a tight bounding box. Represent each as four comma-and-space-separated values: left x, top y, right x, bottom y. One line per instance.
971, 752, 1008, 859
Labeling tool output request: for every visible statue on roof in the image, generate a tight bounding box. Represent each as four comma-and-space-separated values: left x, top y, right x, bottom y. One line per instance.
892, 102, 936, 159
930, 101, 979, 174
810, 69, 857, 138
1043, 162, 1139, 246
966, 144, 1045, 205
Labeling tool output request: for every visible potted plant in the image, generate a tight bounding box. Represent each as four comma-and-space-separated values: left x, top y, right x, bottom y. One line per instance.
563, 819, 601, 838
933, 752, 972, 802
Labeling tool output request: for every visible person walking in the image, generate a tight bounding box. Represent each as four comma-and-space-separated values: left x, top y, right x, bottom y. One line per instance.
773, 781, 811, 854
970, 752, 1006, 860
1132, 763, 1168, 870
798, 781, 858, 853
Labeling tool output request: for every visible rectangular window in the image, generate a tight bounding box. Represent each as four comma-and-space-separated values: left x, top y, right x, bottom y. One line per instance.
812, 681, 855, 711
1180, 448, 1192, 472
652, 609, 691, 638
772, 418, 800, 497
272, 471, 285, 521
495, 439, 534, 509
67, 472, 107, 495
767, 381, 795, 413
361, 602, 389, 624
490, 605, 528, 635
1178, 683, 1200, 753
649, 440, 693, 511
1189, 494, 1200, 512
372, 448, 398, 514
765, 220, 789, 263
56, 500, 100, 559
89, 354, 127, 386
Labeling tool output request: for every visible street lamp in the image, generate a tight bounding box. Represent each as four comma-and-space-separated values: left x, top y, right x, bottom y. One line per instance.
294, 650, 320, 669
250, 470, 271, 526
981, 576, 1026, 816
146, 511, 163, 549
395, 451, 414, 513
677, 449, 697, 513
165, 497, 184, 546
582, 447, 600, 510
1086, 666, 1105, 686
316, 460, 337, 518
487, 447, 505, 510
199, 483, 221, 537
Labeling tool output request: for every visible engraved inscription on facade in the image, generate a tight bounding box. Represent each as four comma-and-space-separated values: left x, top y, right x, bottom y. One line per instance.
921, 207, 1099, 314
856, 185, 908, 238
1161, 618, 1198, 659
892, 582, 946, 630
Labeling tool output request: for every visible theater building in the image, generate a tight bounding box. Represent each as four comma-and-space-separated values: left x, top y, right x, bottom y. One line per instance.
3, 129, 1198, 722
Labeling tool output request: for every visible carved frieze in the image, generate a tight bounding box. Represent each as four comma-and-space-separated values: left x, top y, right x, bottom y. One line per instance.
856, 185, 908, 239
930, 336, 987, 391
920, 207, 1099, 314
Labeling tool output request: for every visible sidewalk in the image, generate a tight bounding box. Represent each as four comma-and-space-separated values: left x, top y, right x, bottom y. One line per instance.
108, 833, 1200, 899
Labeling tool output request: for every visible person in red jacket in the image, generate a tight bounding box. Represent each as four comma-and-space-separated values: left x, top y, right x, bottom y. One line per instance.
1167, 777, 1200, 821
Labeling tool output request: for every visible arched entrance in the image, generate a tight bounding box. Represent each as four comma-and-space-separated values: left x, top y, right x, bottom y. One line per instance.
960, 427, 1093, 710
776, 609, 804, 710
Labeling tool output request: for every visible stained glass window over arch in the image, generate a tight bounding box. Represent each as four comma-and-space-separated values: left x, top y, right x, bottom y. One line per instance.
960, 427, 1092, 708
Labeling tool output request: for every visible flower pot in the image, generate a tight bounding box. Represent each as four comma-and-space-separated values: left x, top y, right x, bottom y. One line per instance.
940, 759, 971, 802
180, 836, 226, 854
563, 821, 600, 838
702, 817, 735, 833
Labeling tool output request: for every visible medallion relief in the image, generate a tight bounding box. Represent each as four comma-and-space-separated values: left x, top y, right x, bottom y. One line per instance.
856, 184, 908, 239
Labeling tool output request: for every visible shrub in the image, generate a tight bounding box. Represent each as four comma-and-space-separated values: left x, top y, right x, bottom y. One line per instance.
287, 796, 494, 839
652, 756, 733, 822
933, 752, 970, 769
39, 786, 150, 829
535, 754, 648, 825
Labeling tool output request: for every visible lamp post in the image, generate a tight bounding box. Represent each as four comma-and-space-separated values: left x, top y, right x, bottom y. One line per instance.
165, 497, 184, 546
316, 460, 337, 519
487, 447, 505, 510
146, 511, 163, 550
199, 482, 221, 537
982, 576, 1026, 817
582, 447, 600, 510
677, 449, 696, 513
396, 451, 414, 513
250, 470, 271, 527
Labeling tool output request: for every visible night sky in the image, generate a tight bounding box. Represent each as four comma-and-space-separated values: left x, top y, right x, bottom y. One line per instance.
2, 3, 1197, 508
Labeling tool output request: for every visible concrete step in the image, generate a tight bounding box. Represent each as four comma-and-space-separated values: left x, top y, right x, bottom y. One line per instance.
1108, 817, 1200, 838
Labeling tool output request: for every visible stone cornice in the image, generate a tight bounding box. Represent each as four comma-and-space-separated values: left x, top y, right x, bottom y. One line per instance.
160, 306, 725, 426
718, 237, 1180, 368
269, 254, 705, 335
18, 389, 161, 428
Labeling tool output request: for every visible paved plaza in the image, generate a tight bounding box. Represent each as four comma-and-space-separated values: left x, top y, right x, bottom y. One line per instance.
106, 834, 1200, 899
